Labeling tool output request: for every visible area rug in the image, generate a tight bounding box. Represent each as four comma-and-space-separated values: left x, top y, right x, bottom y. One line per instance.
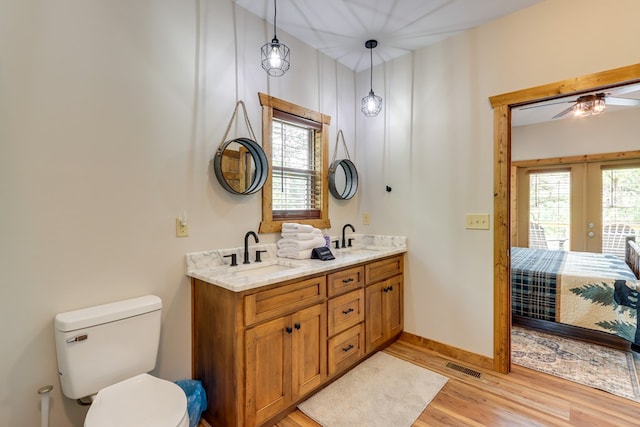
297, 351, 448, 427
512, 325, 640, 402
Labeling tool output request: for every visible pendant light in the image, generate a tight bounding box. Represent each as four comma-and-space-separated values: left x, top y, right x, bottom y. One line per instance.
261, 0, 290, 77
361, 40, 382, 117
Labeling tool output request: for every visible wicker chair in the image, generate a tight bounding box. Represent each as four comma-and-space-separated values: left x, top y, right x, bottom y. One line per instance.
528, 222, 548, 249
603, 224, 636, 258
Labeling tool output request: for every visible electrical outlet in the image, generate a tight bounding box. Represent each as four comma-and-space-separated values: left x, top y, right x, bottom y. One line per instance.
465, 213, 490, 230
362, 212, 370, 225
176, 217, 189, 237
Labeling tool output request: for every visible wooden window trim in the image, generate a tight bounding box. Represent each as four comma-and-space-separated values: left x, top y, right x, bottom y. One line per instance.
258, 93, 331, 233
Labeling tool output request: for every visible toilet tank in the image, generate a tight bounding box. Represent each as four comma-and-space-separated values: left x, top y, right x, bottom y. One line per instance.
54, 295, 162, 400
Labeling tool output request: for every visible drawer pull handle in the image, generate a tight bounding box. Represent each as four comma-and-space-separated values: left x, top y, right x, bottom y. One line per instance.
294, 323, 301, 330
383, 285, 394, 292
342, 308, 354, 315
285, 326, 293, 334
342, 344, 354, 352
342, 278, 354, 283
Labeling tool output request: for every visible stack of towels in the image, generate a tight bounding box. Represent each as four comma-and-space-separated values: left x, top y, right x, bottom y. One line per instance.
277, 223, 327, 260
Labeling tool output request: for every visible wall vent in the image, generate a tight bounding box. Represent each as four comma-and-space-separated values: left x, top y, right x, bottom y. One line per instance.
445, 362, 482, 378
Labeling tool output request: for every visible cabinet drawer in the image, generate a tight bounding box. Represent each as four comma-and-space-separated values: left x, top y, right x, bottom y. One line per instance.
244, 276, 326, 325
327, 266, 364, 297
327, 323, 365, 376
365, 255, 403, 284
327, 289, 364, 337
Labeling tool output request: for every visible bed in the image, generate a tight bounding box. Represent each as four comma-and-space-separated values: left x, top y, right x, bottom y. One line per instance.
511, 238, 640, 347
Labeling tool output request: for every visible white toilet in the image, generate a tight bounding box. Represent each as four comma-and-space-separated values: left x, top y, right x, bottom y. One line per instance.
54, 295, 189, 427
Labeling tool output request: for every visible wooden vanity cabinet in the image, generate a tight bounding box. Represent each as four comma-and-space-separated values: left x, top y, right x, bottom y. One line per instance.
245, 303, 326, 426
365, 256, 404, 353
191, 254, 404, 427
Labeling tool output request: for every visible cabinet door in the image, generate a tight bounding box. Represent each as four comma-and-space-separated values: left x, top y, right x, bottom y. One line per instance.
365, 276, 403, 353
365, 281, 385, 353
384, 276, 403, 340
245, 316, 292, 426
291, 304, 327, 398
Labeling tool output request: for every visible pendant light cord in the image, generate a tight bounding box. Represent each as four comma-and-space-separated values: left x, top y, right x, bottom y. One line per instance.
369, 46, 373, 92
273, 0, 278, 39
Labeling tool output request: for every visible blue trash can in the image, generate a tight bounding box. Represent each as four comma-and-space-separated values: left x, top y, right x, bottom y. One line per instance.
175, 379, 207, 427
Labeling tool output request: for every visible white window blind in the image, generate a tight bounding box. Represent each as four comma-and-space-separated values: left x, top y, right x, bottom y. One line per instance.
602, 166, 640, 258
528, 170, 571, 250
271, 116, 322, 219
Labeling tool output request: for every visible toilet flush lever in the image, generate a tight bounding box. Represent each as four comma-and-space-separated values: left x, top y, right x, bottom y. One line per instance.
66, 334, 88, 343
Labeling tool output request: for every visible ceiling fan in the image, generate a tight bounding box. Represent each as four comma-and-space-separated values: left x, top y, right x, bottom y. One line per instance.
519, 83, 640, 120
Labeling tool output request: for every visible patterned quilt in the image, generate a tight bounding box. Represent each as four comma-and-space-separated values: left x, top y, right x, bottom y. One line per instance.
511, 247, 640, 345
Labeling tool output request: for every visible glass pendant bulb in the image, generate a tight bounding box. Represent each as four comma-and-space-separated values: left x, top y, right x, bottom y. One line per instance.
361, 90, 383, 117
361, 40, 382, 117
261, 0, 290, 77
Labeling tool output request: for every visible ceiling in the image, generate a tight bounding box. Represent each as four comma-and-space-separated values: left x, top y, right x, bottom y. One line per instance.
234, 0, 543, 72
512, 83, 640, 127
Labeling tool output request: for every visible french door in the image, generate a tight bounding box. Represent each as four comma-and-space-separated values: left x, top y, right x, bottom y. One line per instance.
514, 155, 640, 256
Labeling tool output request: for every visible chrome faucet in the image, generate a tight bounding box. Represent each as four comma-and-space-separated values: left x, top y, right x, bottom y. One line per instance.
341, 223, 355, 248
244, 231, 259, 264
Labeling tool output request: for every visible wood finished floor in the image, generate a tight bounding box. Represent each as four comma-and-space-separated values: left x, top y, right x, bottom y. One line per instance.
274, 337, 640, 427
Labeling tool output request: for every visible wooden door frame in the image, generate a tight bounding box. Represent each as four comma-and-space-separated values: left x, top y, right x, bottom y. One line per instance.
488, 63, 640, 374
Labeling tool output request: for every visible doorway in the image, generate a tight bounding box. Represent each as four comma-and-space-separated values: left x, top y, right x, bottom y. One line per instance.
489, 63, 640, 374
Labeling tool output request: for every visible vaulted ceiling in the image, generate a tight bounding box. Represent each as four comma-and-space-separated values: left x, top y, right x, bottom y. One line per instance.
234, 0, 543, 72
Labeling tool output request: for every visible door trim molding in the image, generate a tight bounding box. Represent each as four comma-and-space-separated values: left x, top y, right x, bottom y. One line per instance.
489, 63, 640, 374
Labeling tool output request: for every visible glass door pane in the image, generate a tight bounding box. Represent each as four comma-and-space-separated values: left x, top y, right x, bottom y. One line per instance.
601, 166, 640, 258
529, 171, 571, 250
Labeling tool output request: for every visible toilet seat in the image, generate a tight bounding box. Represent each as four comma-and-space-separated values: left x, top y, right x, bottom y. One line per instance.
84, 373, 189, 427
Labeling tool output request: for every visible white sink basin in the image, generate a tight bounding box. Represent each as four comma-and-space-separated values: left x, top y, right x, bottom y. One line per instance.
229, 260, 303, 278
337, 245, 385, 255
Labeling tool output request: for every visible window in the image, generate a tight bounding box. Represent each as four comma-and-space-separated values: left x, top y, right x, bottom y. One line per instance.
258, 93, 331, 233
528, 170, 571, 250
601, 166, 640, 257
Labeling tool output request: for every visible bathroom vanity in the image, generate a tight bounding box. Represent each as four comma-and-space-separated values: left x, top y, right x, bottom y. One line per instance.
186, 235, 406, 427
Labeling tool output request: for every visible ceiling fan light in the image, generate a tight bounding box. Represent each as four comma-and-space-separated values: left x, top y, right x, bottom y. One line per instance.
593, 98, 606, 114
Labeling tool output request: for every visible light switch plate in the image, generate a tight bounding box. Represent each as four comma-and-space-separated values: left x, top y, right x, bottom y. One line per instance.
362, 212, 370, 225
176, 218, 189, 237
466, 214, 490, 230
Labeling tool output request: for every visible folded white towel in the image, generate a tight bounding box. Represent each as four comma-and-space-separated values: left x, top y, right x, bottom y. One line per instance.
277, 248, 313, 260
282, 223, 314, 233
277, 236, 326, 250
281, 228, 322, 240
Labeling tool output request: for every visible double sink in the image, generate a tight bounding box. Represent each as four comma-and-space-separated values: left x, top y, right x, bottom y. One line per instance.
186, 236, 406, 292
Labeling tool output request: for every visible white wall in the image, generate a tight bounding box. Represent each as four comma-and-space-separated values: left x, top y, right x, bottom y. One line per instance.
0, 1, 357, 426
513, 108, 640, 161
355, 0, 640, 357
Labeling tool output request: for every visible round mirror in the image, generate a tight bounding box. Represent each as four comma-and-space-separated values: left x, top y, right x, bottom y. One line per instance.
329, 159, 358, 200
214, 137, 268, 195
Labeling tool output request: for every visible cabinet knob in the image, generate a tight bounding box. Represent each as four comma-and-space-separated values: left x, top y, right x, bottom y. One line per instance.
285, 326, 293, 334
342, 344, 354, 352
294, 323, 301, 330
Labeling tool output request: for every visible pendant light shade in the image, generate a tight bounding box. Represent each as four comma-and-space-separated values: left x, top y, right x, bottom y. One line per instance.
361, 40, 382, 117
261, 0, 290, 77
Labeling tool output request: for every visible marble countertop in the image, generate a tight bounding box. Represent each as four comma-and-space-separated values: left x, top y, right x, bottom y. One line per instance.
185, 234, 407, 292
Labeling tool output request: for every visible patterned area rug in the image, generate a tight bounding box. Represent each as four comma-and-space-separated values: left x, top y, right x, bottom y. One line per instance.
512, 326, 640, 402
298, 352, 448, 427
